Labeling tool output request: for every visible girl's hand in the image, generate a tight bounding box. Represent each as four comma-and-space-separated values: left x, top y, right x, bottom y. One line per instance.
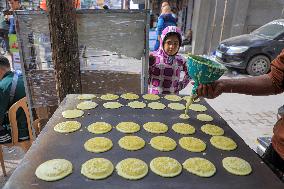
149, 54, 155, 66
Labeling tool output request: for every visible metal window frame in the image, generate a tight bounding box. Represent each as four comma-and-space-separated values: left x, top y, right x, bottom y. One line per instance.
14, 9, 150, 121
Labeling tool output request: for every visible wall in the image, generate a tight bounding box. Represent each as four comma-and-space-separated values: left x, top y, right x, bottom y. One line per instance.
185, 0, 194, 30
244, 0, 284, 33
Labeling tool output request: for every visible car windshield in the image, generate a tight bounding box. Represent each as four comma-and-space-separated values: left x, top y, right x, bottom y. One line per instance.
252, 21, 284, 39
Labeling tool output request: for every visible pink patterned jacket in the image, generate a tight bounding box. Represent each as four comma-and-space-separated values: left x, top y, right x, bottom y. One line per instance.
148, 26, 191, 94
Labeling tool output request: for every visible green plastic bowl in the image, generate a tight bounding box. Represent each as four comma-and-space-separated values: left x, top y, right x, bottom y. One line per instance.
187, 55, 227, 94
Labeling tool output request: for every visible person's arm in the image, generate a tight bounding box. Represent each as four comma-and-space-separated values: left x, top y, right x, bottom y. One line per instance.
197, 50, 284, 98
198, 75, 277, 98
156, 17, 164, 37
0, 90, 9, 127
149, 53, 157, 77
149, 53, 156, 67
268, 49, 284, 94
179, 58, 190, 91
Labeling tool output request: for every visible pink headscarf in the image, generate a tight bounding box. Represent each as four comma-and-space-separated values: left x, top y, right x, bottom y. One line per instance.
155, 26, 182, 64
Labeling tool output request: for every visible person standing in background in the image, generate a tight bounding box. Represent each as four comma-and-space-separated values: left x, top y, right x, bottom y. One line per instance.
6, 0, 24, 34
161, 0, 169, 10
154, 5, 177, 51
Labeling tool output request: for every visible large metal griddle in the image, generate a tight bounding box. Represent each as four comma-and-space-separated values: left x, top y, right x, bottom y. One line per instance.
3, 94, 284, 189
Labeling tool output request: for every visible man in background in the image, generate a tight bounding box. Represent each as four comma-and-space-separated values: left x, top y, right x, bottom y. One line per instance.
0, 56, 28, 143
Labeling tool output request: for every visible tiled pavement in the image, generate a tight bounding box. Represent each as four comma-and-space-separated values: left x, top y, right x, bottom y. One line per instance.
206, 93, 281, 150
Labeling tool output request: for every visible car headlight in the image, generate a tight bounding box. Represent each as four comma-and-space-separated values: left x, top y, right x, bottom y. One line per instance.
227, 46, 249, 55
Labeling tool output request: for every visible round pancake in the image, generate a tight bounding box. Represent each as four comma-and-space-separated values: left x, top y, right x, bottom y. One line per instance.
62, 109, 84, 119
103, 102, 123, 109
168, 103, 185, 110
84, 137, 113, 153
143, 122, 168, 134
150, 157, 182, 177
179, 137, 206, 152
197, 114, 213, 122
148, 102, 166, 110
128, 101, 146, 109
189, 104, 207, 112
81, 158, 114, 180
35, 159, 72, 181
222, 157, 252, 176
183, 157, 216, 177
142, 94, 160, 101
210, 136, 237, 151
54, 121, 81, 133
118, 136, 145, 151
87, 122, 112, 134
116, 158, 148, 180
116, 122, 140, 133
77, 94, 96, 100
150, 136, 177, 151
100, 93, 119, 101
201, 124, 224, 136
77, 101, 98, 110
164, 95, 182, 102
121, 93, 139, 100
172, 123, 195, 135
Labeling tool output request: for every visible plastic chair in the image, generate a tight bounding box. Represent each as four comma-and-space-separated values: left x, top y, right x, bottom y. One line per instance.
0, 97, 34, 176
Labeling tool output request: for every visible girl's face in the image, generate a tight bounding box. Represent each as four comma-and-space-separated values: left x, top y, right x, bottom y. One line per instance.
163, 35, 180, 56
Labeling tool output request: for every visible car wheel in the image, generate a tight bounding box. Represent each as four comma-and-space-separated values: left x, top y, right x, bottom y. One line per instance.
246, 55, 270, 76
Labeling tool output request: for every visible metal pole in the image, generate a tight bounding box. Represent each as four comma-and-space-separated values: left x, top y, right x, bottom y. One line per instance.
145, 0, 149, 9
143, 10, 150, 93
208, 0, 218, 54
220, 0, 228, 42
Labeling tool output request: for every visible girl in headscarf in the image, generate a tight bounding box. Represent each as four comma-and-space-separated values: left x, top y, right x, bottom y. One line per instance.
149, 26, 191, 94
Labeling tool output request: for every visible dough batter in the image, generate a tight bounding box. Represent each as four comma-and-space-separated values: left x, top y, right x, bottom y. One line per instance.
81, 158, 114, 180
77, 94, 96, 100
183, 157, 216, 177
87, 122, 112, 134
222, 157, 252, 176
77, 101, 98, 110
142, 94, 160, 101
150, 136, 177, 151
172, 123, 195, 135
148, 102, 166, 110
179, 137, 206, 152
62, 109, 84, 119
116, 122, 140, 133
35, 159, 72, 181
150, 157, 182, 177
201, 124, 224, 136
143, 122, 168, 134
128, 101, 146, 109
116, 158, 148, 180
84, 137, 113, 153
54, 121, 81, 133
103, 102, 123, 109
118, 136, 145, 151
100, 93, 119, 101
210, 136, 237, 151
